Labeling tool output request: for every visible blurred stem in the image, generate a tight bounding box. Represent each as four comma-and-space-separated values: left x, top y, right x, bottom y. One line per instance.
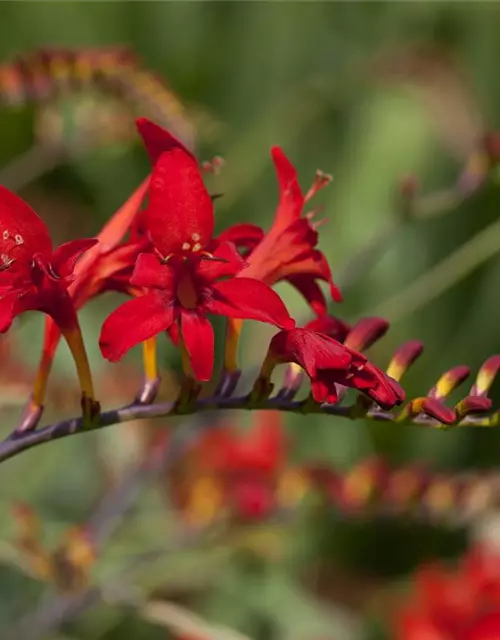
335, 217, 400, 290
364, 214, 500, 324
335, 181, 477, 292
0, 143, 64, 191
141, 600, 252, 640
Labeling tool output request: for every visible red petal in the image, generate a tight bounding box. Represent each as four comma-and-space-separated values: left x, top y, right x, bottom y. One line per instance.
304, 315, 351, 342
217, 223, 264, 251
72, 177, 149, 287
271, 146, 299, 192
136, 117, 195, 164
206, 278, 294, 329
0, 289, 24, 332
51, 239, 98, 280
196, 241, 246, 280
0, 285, 77, 332
465, 613, 500, 640
145, 149, 214, 256
180, 310, 214, 381
270, 329, 353, 377
270, 147, 304, 226
317, 253, 342, 303
130, 253, 176, 291
0, 185, 52, 262
99, 292, 174, 362
287, 274, 328, 315
344, 317, 390, 352
311, 376, 339, 404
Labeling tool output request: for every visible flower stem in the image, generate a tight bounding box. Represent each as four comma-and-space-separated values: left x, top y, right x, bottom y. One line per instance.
142, 337, 158, 381
60, 325, 99, 424
135, 337, 161, 404
224, 318, 243, 372
32, 321, 61, 408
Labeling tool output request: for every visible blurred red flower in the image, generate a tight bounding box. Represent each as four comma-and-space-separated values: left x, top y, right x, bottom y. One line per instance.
165, 411, 307, 524
394, 544, 500, 640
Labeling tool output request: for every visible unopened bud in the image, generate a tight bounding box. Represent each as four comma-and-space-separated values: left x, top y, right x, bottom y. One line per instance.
471, 355, 500, 397
455, 395, 492, 421
430, 365, 470, 399
386, 340, 424, 381
344, 317, 390, 352
397, 397, 456, 425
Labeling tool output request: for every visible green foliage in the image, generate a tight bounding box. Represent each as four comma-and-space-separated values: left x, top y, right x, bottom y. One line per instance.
1, 2, 500, 639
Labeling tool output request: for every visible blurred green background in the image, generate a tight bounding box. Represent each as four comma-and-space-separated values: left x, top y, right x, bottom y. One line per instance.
1, 2, 500, 639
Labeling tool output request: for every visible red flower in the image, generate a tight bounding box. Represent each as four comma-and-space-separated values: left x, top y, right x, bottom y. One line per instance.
304, 314, 351, 343
27, 178, 150, 422
260, 327, 404, 409
0, 185, 96, 331
0, 185, 99, 416
99, 137, 294, 381
393, 545, 500, 640
221, 146, 341, 314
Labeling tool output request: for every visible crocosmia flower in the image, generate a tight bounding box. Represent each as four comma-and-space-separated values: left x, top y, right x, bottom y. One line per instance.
259, 327, 404, 409
0, 185, 98, 416
21, 178, 150, 428
221, 146, 341, 314
99, 130, 295, 381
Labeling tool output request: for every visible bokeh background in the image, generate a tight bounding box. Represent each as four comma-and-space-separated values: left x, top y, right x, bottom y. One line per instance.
1, 2, 500, 639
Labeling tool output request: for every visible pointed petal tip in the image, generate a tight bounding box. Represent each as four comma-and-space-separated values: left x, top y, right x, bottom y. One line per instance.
136, 117, 194, 164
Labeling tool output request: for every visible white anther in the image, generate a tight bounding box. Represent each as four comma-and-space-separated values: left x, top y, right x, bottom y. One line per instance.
192, 243, 201, 252
2, 230, 8, 240
14, 234, 24, 245
182, 242, 191, 251
1, 253, 9, 264
191, 233, 201, 242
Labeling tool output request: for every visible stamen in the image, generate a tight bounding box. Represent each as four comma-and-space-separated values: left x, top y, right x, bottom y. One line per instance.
201, 155, 225, 175
192, 243, 201, 252
304, 169, 333, 203
14, 234, 24, 245
2, 230, 9, 240
191, 233, 201, 242
199, 251, 229, 264
46, 263, 61, 280
182, 242, 191, 251
0, 254, 14, 271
